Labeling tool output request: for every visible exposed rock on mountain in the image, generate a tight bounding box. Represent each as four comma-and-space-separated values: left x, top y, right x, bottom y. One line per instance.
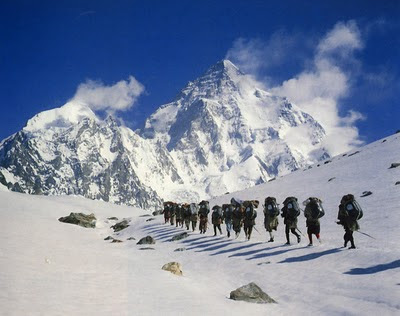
0, 60, 329, 208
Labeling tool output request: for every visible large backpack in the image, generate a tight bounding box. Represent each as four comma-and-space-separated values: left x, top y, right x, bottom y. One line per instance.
190, 203, 198, 215
307, 197, 325, 219
284, 197, 300, 218
212, 206, 223, 220
245, 202, 255, 219
343, 195, 363, 221
265, 197, 279, 216
198, 200, 210, 215
223, 204, 233, 220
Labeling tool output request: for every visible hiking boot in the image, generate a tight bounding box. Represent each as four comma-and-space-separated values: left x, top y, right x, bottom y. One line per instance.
268, 238, 274, 243
308, 243, 313, 247
227, 231, 230, 238
285, 242, 290, 245
348, 246, 356, 249
213, 233, 217, 236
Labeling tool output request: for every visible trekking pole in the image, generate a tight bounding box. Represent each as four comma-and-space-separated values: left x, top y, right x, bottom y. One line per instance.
356, 230, 376, 239
296, 228, 306, 237
253, 225, 261, 235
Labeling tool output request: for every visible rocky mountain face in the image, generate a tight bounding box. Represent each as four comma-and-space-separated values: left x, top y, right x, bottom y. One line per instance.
0, 60, 329, 208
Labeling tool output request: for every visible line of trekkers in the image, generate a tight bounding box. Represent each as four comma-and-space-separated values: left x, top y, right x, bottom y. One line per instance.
162, 194, 363, 249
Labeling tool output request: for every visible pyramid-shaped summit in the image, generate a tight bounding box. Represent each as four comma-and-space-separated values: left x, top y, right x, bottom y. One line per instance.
141, 59, 329, 200
0, 60, 329, 207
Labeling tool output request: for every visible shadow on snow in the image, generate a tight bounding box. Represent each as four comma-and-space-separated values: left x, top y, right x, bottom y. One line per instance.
344, 259, 400, 275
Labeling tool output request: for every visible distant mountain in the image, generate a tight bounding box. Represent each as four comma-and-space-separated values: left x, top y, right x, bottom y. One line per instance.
0, 60, 329, 208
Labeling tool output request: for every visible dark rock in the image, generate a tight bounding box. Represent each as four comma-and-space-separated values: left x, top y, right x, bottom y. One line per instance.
58, 212, 96, 228
104, 236, 114, 241
396, 130, 400, 134
317, 164, 320, 167
170, 232, 189, 241
152, 210, 163, 216
107, 217, 118, 221
328, 177, 336, 182
348, 151, 360, 157
268, 178, 276, 182
146, 218, 156, 222
360, 191, 373, 197
324, 160, 332, 164
230, 282, 277, 304
139, 247, 155, 250
111, 219, 130, 232
395, 181, 400, 185
127, 237, 136, 240
0, 171, 7, 187
137, 236, 156, 245
342, 154, 347, 157
111, 239, 123, 243
11, 182, 24, 193
382, 139, 387, 143
174, 247, 186, 252
257, 261, 271, 266
389, 163, 400, 169
140, 214, 152, 217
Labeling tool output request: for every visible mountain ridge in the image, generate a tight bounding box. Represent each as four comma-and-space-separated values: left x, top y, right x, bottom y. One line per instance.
1, 60, 331, 208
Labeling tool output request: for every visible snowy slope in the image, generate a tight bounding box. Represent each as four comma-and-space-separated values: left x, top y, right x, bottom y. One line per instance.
1, 133, 399, 315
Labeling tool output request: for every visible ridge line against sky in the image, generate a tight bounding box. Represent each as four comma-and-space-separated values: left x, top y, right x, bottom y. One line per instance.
1, 1, 399, 147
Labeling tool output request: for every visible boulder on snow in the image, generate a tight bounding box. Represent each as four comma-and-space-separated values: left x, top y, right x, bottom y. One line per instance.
111, 239, 123, 243
170, 232, 189, 241
58, 212, 96, 228
139, 247, 155, 250
152, 210, 163, 216
360, 191, 373, 197
104, 236, 114, 241
107, 217, 118, 221
111, 219, 130, 232
162, 262, 183, 276
395, 181, 400, 185
389, 163, 400, 169
146, 218, 156, 222
137, 236, 156, 245
230, 282, 277, 304
328, 177, 336, 182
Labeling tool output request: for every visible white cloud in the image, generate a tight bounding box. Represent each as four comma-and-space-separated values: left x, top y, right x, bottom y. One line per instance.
71, 76, 145, 114
226, 20, 366, 156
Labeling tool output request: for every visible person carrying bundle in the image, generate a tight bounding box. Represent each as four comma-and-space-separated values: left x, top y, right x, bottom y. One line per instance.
263, 197, 280, 242
243, 200, 258, 241
337, 194, 363, 249
303, 197, 325, 246
222, 204, 234, 238
211, 205, 224, 236
281, 196, 301, 245
231, 198, 244, 239
189, 203, 199, 231
198, 200, 210, 234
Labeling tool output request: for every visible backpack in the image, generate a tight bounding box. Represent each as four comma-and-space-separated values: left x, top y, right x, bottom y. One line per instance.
198, 200, 210, 215
190, 203, 198, 215
284, 197, 300, 218
307, 197, 325, 219
245, 203, 255, 219
343, 196, 363, 221
265, 197, 279, 216
212, 206, 223, 220
223, 204, 233, 220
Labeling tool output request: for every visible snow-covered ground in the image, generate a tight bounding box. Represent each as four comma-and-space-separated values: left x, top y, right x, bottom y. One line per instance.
0, 133, 399, 315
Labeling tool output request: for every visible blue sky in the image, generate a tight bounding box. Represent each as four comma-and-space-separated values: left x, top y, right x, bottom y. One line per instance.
1, 0, 399, 148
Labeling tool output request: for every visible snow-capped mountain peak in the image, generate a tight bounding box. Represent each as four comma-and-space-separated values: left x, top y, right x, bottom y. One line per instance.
24, 101, 98, 134
1, 60, 330, 207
